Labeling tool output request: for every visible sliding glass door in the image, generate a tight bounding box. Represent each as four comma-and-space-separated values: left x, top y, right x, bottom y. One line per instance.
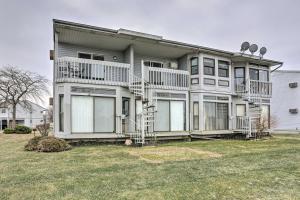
71, 96, 93, 133
94, 97, 115, 132
204, 102, 229, 130
154, 100, 185, 132
170, 101, 184, 131
154, 101, 170, 131
71, 96, 115, 133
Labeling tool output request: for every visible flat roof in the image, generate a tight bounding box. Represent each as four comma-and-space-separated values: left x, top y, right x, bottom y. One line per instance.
53, 19, 283, 66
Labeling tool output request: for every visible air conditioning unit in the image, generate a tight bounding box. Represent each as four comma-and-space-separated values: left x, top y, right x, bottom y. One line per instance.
168, 62, 178, 69
289, 108, 298, 114
289, 82, 298, 88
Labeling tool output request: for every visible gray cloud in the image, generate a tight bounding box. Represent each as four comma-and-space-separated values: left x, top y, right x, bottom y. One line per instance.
0, 0, 299, 82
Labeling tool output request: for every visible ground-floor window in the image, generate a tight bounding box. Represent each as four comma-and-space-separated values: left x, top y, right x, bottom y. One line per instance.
204, 102, 228, 130
59, 95, 64, 131
193, 102, 199, 130
154, 100, 185, 132
71, 96, 115, 133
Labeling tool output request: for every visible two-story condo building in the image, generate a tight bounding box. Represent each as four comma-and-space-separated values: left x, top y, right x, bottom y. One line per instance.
52, 19, 282, 144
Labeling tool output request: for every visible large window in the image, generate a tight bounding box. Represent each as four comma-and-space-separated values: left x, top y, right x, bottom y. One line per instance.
204, 58, 215, 76
59, 95, 64, 131
190, 57, 199, 75
154, 100, 185, 132
218, 60, 229, 77
204, 102, 228, 130
250, 68, 269, 82
235, 68, 245, 84
71, 96, 115, 133
193, 102, 199, 130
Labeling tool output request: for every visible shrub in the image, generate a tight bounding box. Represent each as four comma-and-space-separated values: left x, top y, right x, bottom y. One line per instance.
3, 128, 15, 134
25, 136, 71, 152
15, 125, 32, 134
24, 136, 45, 151
36, 123, 50, 136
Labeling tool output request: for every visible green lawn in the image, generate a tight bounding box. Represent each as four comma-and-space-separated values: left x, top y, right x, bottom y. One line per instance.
0, 134, 299, 200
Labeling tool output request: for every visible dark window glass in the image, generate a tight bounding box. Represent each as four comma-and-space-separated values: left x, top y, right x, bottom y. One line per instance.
249, 68, 259, 80
204, 58, 215, 76
93, 55, 104, 61
191, 57, 198, 75
78, 53, 92, 59
122, 98, 130, 117
218, 60, 229, 77
59, 95, 64, 131
234, 67, 245, 87
152, 62, 163, 68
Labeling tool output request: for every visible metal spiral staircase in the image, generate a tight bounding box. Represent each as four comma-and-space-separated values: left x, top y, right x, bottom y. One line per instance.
237, 79, 264, 138
127, 63, 157, 145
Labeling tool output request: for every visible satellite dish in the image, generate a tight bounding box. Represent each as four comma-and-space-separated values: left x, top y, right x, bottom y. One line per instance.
259, 47, 267, 57
240, 41, 250, 52
249, 44, 258, 55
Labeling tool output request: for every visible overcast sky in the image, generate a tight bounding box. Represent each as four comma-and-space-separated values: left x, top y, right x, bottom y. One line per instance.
0, 0, 299, 83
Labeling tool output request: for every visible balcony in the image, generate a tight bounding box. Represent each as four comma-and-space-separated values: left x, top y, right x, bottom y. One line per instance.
147, 67, 189, 90
55, 57, 130, 86
235, 79, 272, 97
55, 57, 190, 90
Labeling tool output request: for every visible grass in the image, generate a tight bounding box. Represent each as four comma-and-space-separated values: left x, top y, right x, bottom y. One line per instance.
0, 133, 299, 200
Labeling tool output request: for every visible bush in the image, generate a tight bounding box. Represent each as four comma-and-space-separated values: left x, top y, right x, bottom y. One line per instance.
3, 128, 15, 134
24, 136, 44, 151
15, 125, 32, 134
25, 136, 71, 152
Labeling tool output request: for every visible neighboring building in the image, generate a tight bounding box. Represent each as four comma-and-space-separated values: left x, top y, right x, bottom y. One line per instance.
52, 19, 282, 144
0, 101, 45, 130
271, 70, 300, 131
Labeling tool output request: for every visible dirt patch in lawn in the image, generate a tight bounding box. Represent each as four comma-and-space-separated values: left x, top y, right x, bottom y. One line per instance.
127, 146, 222, 164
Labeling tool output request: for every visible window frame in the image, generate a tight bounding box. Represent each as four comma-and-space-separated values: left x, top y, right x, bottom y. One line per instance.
59, 94, 64, 132
218, 60, 229, 77
190, 57, 199, 75
191, 78, 199, 85
203, 58, 215, 76
193, 102, 199, 130
204, 78, 216, 85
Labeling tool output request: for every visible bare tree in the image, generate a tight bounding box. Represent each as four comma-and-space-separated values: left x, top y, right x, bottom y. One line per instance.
0, 66, 49, 129
255, 115, 278, 139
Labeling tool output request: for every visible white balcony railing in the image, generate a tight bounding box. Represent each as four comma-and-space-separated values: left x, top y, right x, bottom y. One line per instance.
235, 79, 272, 97
55, 57, 130, 86
148, 67, 189, 90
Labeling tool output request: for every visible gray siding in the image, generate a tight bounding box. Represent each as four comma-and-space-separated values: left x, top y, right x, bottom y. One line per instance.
57, 43, 125, 63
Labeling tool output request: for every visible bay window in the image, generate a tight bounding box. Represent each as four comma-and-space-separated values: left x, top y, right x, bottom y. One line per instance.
218, 60, 229, 77
190, 57, 199, 75
204, 58, 215, 76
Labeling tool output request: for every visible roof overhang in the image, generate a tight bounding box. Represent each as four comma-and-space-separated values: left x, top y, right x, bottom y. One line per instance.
53, 19, 283, 65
